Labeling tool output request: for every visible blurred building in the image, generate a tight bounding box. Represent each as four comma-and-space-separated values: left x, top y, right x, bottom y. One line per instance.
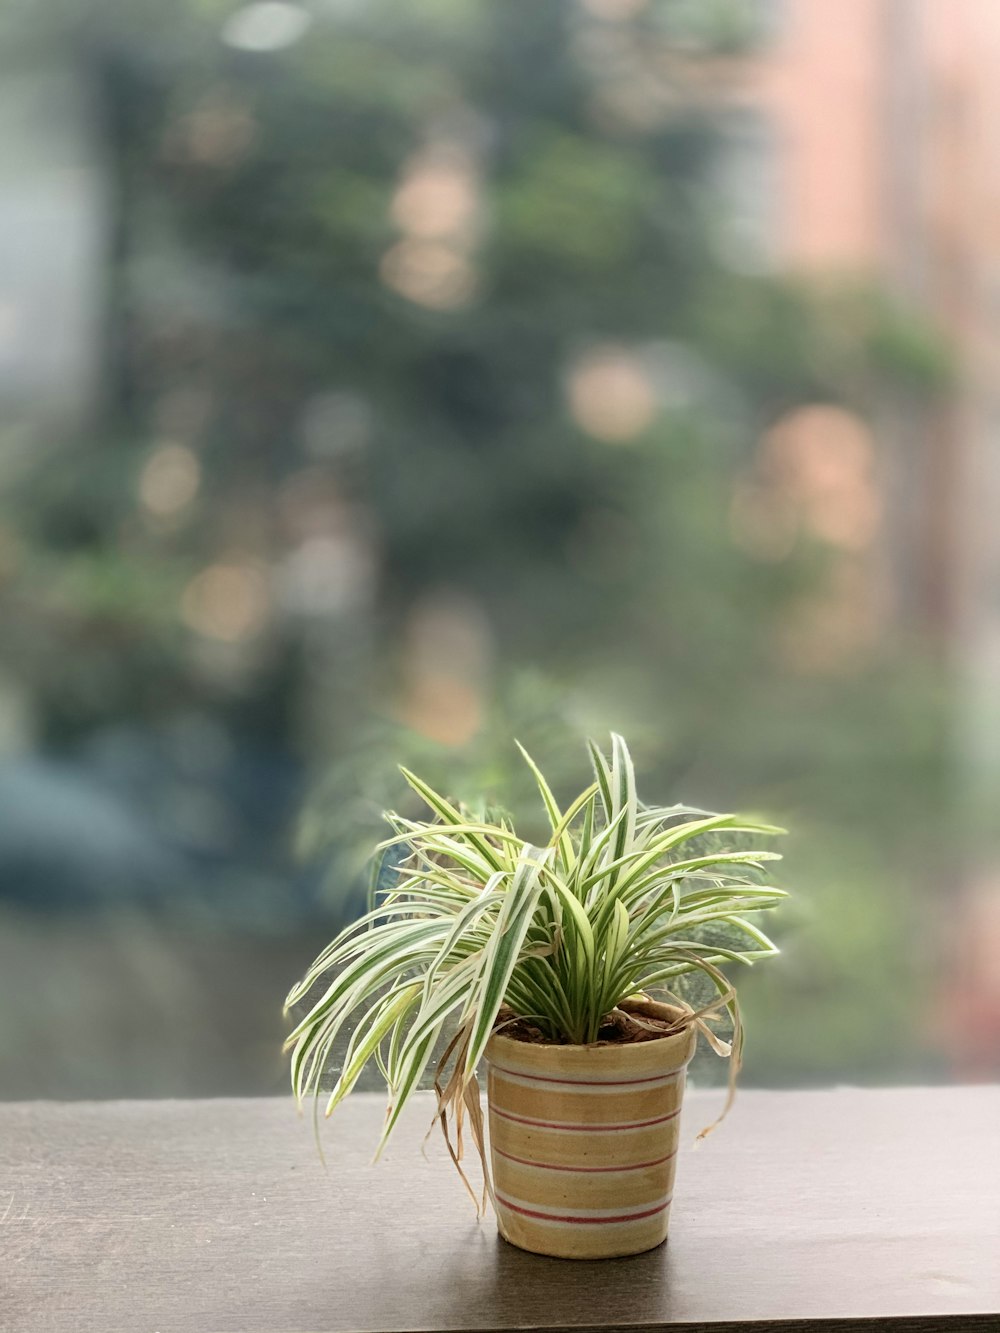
706, 1, 966, 621
715, 0, 1000, 1070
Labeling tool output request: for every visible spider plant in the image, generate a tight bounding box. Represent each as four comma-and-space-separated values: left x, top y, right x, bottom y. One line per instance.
284, 734, 786, 1165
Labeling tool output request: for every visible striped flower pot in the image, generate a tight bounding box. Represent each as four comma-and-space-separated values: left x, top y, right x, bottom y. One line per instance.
484, 1005, 696, 1260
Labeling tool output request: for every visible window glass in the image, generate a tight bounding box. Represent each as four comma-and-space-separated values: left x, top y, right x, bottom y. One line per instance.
0, 0, 994, 1098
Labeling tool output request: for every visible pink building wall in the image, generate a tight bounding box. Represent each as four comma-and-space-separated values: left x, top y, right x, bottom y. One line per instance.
744, 0, 884, 271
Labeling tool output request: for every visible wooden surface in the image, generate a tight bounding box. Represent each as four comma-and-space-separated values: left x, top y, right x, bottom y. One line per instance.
2, 1087, 998, 1333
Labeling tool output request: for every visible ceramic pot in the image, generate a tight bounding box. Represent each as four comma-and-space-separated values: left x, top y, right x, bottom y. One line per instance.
484, 1004, 696, 1260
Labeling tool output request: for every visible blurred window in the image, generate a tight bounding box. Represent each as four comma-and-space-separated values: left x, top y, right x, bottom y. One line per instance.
0, 0, 988, 1102
711, 111, 782, 273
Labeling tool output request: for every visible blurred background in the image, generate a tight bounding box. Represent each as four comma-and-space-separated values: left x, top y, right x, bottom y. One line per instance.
2, 0, 999, 1099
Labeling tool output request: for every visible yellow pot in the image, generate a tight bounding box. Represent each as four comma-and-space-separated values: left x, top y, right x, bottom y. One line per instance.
484, 1004, 696, 1260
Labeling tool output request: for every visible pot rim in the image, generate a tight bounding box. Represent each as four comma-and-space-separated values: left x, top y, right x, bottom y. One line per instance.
485, 999, 697, 1059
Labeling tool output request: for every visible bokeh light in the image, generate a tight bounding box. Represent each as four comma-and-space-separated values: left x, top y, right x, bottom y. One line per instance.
221, 2, 312, 51
180, 561, 271, 642
761, 405, 881, 551
397, 593, 491, 746
578, 0, 649, 20
138, 444, 201, 519
390, 150, 480, 244
379, 240, 478, 310
566, 345, 658, 443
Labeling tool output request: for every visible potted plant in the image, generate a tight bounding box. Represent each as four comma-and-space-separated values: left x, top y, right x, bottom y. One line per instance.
285, 734, 786, 1259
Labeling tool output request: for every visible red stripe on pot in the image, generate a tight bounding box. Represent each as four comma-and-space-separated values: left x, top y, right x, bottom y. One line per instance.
488, 1064, 683, 1088
490, 1105, 682, 1132
493, 1146, 679, 1173
495, 1193, 673, 1226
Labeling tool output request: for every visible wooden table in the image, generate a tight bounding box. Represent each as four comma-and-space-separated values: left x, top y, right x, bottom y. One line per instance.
2, 1088, 998, 1332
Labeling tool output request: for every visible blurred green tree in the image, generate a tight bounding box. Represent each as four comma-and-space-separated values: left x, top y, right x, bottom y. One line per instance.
0, 0, 957, 1085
